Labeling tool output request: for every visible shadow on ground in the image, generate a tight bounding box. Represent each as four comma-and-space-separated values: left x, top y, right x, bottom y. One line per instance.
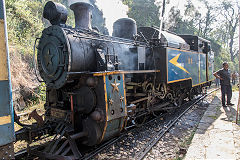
195, 96, 229, 134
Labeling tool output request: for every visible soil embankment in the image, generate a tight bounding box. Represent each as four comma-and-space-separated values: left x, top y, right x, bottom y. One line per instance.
9, 46, 40, 111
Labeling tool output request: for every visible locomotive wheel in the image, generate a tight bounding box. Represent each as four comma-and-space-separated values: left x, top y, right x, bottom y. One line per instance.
143, 83, 153, 93
156, 83, 167, 99
197, 87, 202, 94
152, 110, 163, 117
202, 87, 207, 95
189, 88, 195, 100
134, 113, 147, 127
176, 90, 183, 106
166, 92, 175, 103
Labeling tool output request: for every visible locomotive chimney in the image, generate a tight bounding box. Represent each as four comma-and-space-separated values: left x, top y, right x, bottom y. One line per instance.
69, 0, 93, 30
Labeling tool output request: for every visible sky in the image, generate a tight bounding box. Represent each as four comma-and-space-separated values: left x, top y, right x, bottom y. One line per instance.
95, 0, 209, 34
95, 0, 238, 48
95, 0, 128, 34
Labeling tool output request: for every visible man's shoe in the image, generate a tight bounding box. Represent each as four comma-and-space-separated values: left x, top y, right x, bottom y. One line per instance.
223, 105, 227, 107
227, 103, 234, 106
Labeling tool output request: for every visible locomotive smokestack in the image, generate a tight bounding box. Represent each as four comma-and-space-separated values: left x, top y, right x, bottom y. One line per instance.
69, 0, 93, 30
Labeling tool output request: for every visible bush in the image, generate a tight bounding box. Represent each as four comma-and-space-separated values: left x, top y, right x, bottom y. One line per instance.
6, 0, 44, 56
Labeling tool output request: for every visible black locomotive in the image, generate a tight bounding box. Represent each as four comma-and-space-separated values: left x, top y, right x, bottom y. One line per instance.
16, 0, 214, 159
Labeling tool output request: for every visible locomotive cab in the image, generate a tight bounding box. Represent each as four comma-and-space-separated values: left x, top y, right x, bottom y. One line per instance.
178, 35, 211, 54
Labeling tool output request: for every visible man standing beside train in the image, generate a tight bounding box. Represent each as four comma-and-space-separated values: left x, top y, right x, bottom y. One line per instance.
213, 62, 234, 107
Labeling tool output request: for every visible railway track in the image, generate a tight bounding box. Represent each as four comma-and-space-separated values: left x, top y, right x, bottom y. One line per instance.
134, 88, 219, 160
15, 88, 219, 159
81, 112, 166, 160
81, 88, 219, 160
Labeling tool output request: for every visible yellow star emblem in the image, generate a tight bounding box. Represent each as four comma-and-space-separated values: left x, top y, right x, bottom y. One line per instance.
111, 79, 120, 92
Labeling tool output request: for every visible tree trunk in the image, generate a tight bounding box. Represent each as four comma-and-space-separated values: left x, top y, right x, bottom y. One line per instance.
229, 19, 238, 62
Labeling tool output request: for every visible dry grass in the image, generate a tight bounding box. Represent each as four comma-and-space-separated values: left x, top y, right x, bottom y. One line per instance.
9, 46, 48, 153
14, 102, 46, 153
9, 46, 40, 99
232, 84, 239, 92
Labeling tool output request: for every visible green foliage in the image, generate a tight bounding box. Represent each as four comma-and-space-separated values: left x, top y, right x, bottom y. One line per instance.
214, 48, 231, 70
38, 82, 46, 101
123, 0, 160, 27
90, 0, 109, 34
6, 0, 44, 55
124, 0, 239, 73
31, 82, 46, 105
167, 7, 197, 35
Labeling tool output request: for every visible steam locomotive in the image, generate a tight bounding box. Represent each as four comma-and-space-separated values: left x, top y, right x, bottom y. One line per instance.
16, 0, 214, 158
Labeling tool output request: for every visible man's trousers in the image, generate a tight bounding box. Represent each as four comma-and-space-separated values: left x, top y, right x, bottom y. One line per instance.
221, 85, 232, 105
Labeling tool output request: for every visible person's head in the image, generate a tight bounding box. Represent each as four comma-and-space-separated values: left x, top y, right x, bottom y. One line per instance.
222, 62, 228, 70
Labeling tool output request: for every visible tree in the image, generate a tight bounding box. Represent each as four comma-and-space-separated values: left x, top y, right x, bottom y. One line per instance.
6, 0, 44, 54
166, 6, 196, 35
123, 0, 160, 27
184, 0, 202, 35
218, 0, 239, 61
90, 0, 109, 35
198, 0, 216, 38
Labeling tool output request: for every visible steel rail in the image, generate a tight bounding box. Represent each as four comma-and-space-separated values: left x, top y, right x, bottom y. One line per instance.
81, 111, 165, 160
80, 88, 216, 160
14, 88, 218, 159
134, 88, 219, 160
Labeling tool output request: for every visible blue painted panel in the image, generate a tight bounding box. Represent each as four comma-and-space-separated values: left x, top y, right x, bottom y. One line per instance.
185, 53, 199, 85
168, 49, 190, 82
0, 123, 14, 145
0, 80, 14, 145
0, 0, 3, 20
105, 74, 126, 121
102, 74, 126, 141
0, 80, 11, 116
200, 54, 207, 83
167, 48, 200, 85
0, 0, 15, 146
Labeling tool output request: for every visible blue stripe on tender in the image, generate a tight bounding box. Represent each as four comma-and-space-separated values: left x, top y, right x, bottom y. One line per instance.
0, 80, 11, 117
0, 0, 3, 20
0, 123, 14, 146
